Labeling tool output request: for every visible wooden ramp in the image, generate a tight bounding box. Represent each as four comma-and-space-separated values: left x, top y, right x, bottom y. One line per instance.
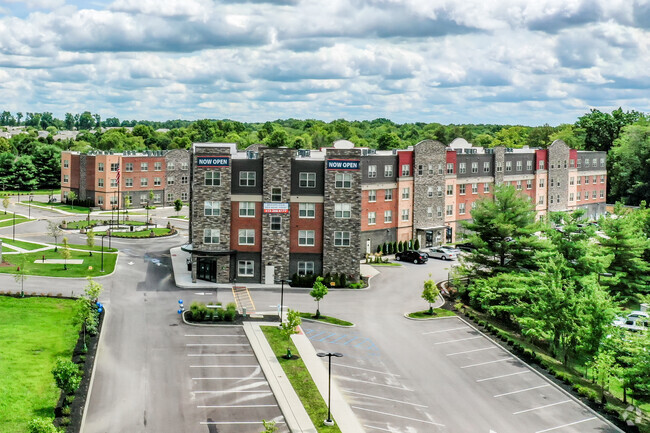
231, 286, 256, 314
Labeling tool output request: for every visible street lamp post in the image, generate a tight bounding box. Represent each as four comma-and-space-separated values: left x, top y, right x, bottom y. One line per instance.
317, 352, 343, 426
275, 279, 291, 324
12, 207, 16, 241
101, 234, 107, 272
28, 194, 33, 218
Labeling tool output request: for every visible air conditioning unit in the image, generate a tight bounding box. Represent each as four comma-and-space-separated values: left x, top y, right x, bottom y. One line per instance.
362, 149, 369, 156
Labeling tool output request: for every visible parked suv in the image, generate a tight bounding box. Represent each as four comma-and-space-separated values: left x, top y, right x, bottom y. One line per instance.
395, 250, 428, 264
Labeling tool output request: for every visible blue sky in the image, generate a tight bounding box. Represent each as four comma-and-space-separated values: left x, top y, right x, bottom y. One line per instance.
0, 0, 648, 125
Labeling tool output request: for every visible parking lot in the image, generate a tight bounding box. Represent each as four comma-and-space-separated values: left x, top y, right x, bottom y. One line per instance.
184, 327, 287, 433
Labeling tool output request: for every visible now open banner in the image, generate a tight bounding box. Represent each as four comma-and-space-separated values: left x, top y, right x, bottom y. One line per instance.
327, 159, 360, 170
197, 156, 230, 167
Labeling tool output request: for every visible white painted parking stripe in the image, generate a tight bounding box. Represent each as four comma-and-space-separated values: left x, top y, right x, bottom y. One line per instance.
192, 377, 265, 380
332, 363, 401, 377
460, 358, 510, 369
194, 390, 272, 394
513, 399, 571, 415
190, 365, 259, 368
197, 405, 278, 408
186, 343, 249, 346
352, 406, 445, 427
344, 390, 428, 407
188, 354, 254, 357
494, 384, 550, 397
338, 376, 412, 391
200, 421, 286, 425
476, 371, 530, 382
364, 425, 394, 432
534, 417, 597, 433
185, 334, 244, 337
434, 336, 482, 345
422, 326, 468, 335
446, 346, 498, 356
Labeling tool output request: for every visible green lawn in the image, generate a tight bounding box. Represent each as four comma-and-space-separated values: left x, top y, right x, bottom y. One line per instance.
298, 313, 354, 326
407, 308, 456, 319
0, 213, 31, 227
0, 189, 60, 196
0, 249, 118, 278
93, 228, 172, 238
55, 243, 118, 253
167, 215, 188, 220
261, 326, 342, 433
0, 296, 79, 433
30, 202, 92, 214
0, 244, 18, 253
65, 220, 99, 229
0, 237, 47, 251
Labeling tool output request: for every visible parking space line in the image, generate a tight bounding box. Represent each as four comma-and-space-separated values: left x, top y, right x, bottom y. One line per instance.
306, 330, 329, 339
513, 399, 571, 415
338, 376, 412, 391
344, 390, 427, 407
534, 417, 597, 433
190, 365, 259, 368
352, 406, 444, 427
200, 421, 286, 425
194, 390, 273, 394
315, 332, 338, 341
446, 346, 497, 356
460, 358, 511, 369
186, 343, 250, 346
494, 384, 550, 398
328, 334, 351, 344
476, 371, 530, 382
332, 363, 401, 377
197, 405, 278, 408
188, 354, 254, 357
434, 336, 482, 345
184, 334, 244, 337
363, 425, 393, 432
422, 326, 468, 335
192, 377, 265, 380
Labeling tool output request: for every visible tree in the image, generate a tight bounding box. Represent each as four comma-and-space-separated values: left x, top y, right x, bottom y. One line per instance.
421, 278, 440, 315
377, 131, 400, 150
591, 349, 619, 404
0, 152, 15, 191
51, 358, 81, 395
2, 196, 8, 214
78, 111, 95, 130
27, 417, 62, 433
265, 128, 288, 148
31, 144, 61, 189
86, 229, 95, 256
608, 121, 650, 205
174, 198, 183, 213
64, 113, 75, 130
47, 221, 63, 252
260, 420, 278, 433
74, 278, 103, 351
309, 277, 328, 319
67, 191, 77, 209
576, 108, 641, 152
60, 237, 71, 270
14, 257, 27, 297
12, 155, 38, 191
280, 308, 302, 358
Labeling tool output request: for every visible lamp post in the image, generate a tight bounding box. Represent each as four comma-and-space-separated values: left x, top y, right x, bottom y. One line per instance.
101, 234, 107, 272
12, 207, 16, 241
598, 272, 613, 283
317, 352, 343, 426
275, 279, 291, 324
28, 194, 33, 218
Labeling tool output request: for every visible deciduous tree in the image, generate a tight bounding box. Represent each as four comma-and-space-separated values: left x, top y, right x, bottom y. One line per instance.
309, 277, 328, 319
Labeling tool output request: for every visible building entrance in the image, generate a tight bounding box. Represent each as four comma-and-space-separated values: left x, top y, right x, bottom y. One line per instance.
197, 257, 217, 282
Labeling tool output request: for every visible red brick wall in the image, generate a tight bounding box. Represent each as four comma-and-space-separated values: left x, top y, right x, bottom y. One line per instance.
361, 188, 398, 231
289, 202, 323, 253
397, 150, 413, 177
230, 201, 263, 252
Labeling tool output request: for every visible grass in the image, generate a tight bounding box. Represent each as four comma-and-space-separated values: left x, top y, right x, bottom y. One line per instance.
261, 326, 342, 433
55, 243, 118, 253
93, 228, 172, 238
298, 312, 354, 326
30, 202, 91, 214
407, 308, 456, 319
167, 215, 188, 220
0, 213, 31, 227
65, 220, 99, 229
0, 244, 18, 253
0, 237, 46, 251
0, 249, 118, 277
0, 296, 79, 433
0, 189, 60, 196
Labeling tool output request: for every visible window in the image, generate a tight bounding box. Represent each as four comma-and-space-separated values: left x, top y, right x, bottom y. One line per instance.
438, 163, 443, 175
437, 206, 442, 217
98, 178, 104, 187
384, 210, 392, 223
550, 178, 554, 187
446, 185, 453, 196
125, 163, 133, 172
167, 162, 174, 170
471, 162, 478, 173
203, 229, 220, 244
592, 158, 597, 167
539, 178, 545, 188
526, 179, 532, 189
600, 158, 605, 167
298, 230, 315, 246
110, 178, 118, 188
584, 192, 589, 201
538, 195, 544, 205
401, 209, 409, 221
593, 175, 597, 184
334, 231, 351, 247
205, 171, 220, 186
238, 260, 254, 277
577, 159, 582, 168
577, 176, 581, 185
298, 261, 314, 276
401, 164, 410, 176
592, 190, 597, 199
299, 203, 315, 218
204, 201, 220, 216
472, 183, 478, 194
484, 183, 490, 193
125, 178, 133, 187
154, 162, 162, 171
167, 176, 174, 186
181, 162, 188, 170
271, 215, 282, 232
239, 171, 256, 186
63, 174, 69, 183
368, 212, 376, 225
384, 189, 393, 201
153, 193, 161, 204
238, 229, 255, 245
459, 184, 466, 195
63, 159, 69, 168
154, 177, 161, 186
569, 193, 574, 201
539, 160, 545, 170
97, 196, 103, 205
335, 203, 351, 218
496, 161, 503, 172
417, 165, 423, 176
570, 177, 574, 186
471, 202, 478, 210
550, 195, 554, 204
110, 163, 118, 172
384, 165, 393, 177
166, 193, 173, 202
601, 175, 605, 183
577, 192, 581, 201
585, 176, 589, 184
98, 163, 104, 172
271, 188, 282, 202
446, 205, 453, 216
516, 180, 522, 190
600, 190, 604, 198
140, 178, 148, 187
402, 187, 410, 199
505, 161, 512, 172
239, 202, 255, 217
335, 173, 351, 188
459, 163, 466, 174
428, 164, 434, 174
427, 186, 434, 197
368, 164, 377, 178
368, 190, 376, 202
526, 160, 532, 170
181, 192, 188, 201
437, 186, 442, 197
141, 162, 148, 171
570, 159, 575, 168
459, 203, 466, 215
427, 207, 433, 218
483, 161, 490, 173
299, 172, 316, 188
181, 175, 188, 185
551, 162, 555, 169
447, 163, 454, 174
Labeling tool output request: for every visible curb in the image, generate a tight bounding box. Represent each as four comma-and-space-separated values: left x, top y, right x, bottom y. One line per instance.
79, 307, 108, 433
403, 313, 457, 321
180, 310, 243, 327
299, 317, 356, 328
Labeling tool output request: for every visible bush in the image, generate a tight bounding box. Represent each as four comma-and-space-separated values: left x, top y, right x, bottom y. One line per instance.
376, 245, 382, 253
216, 308, 226, 321
382, 243, 387, 255
224, 302, 237, 322
64, 395, 75, 406
60, 417, 70, 426
28, 418, 62, 433
189, 301, 208, 321
51, 359, 81, 395
61, 406, 71, 416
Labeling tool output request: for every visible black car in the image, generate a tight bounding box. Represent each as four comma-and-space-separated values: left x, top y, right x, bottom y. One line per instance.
455, 242, 477, 252
395, 250, 428, 264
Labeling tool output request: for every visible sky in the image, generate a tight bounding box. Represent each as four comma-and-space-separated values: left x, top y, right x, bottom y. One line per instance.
0, 0, 649, 126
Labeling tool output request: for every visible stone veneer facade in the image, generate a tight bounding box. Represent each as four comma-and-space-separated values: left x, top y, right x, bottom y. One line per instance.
164, 149, 189, 205
547, 140, 570, 212
413, 140, 447, 241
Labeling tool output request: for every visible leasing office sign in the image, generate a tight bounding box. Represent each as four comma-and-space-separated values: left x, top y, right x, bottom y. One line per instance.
196, 156, 230, 167
327, 159, 360, 170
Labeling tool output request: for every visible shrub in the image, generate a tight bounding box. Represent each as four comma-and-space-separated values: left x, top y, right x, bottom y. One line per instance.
382, 243, 387, 255
64, 395, 75, 406
27, 418, 61, 433
51, 359, 81, 395
340, 273, 347, 287
207, 309, 215, 321
216, 308, 226, 321
224, 309, 236, 322
376, 245, 382, 253
60, 417, 70, 426
61, 406, 71, 416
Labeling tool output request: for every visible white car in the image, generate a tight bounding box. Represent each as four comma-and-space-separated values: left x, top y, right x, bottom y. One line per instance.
439, 245, 461, 255
613, 311, 649, 332
428, 248, 457, 260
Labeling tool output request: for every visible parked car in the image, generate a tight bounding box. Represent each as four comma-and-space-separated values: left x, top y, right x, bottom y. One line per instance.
395, 250, 428, 264
613, 311, 649, 332
439, 245, 461, 255
455, 242, 477, 252
428, 248, 457, 261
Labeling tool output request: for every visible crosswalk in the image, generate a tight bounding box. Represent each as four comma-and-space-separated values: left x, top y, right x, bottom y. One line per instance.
231, 286, 256, 314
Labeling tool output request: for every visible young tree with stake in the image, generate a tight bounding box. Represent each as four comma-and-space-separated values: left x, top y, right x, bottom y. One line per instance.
310, 277, 328, 319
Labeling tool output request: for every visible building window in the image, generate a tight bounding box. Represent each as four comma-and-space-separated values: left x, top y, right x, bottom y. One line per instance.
600, 158, 605, 167
154, 177, 161, 186
298, 261, 314, 276
526, 160, 532, 170
98, 163, 104, 172
141, 162, 148, 171
496, 161, 503, 172
239, 202, 255, 217
577, 159, 582, 168
601, 175, 605, 183
437, 186, 442, 197
446, 205, 453, 216
593, 175, 597, 184
205, 171, 221, 186
335, 203, 351, 218
516, 180, 522, 190
140, 194, 148, 205
569, 193, 574, 201
438, 163, 443, 175
203, 229, 220, 244
240, 171, 256, 186
401, 164, 410, 176
334, 231, 351, 246
484, 182, 490, 193
551, 162, 555, 169
538, 195, 544, 205
299, 203, 315, 218
384, 210, 392, 223
577, 191, 581, 201
417, 165, 423, 176
97, 196, 103, 205
592, 190, 597, 199
585, 176, 589, 184
368, 165, 377, 178
570, 159, 575, 168
402, 187, 410, 199
539, 178, 545, 188
154, 162, 162, 171
459, 162, 466, 174
600, 190, 604, 198
368, 190, 376, 202
153, 193, 161, 204
299, 230, 315, 246
428, 164, 434, 174
98, 178, 104, 187
577, 176, 581, 185
140, 178, 148, 187
459, 203, 466, 215
446, 163, 454, 174
483, 161, 490, 173
125, 163, 133, 172
167, 162, 175, 170
550, 195, 554, 204
110, 178, 118, 188
446, 185, 453, 196
63, 174, 69, 183
427, 186, 433, 198
299, 172, 316, 188
459, 184, 466, 195
570, 177, 574, 186
401, 209, 409, 221
563, 160, 567, 169
427, 207, 433, 218
384, 189, 393, 201
505, 161, 512, 172
167, 176, 174, 186
592, 158, 597, 167
181, 192, 188, 201
166, 193, 173, 202
472, 183, 478, 194
110, 163, 118, 172
63, 159, 69, 168
368, 212, 376, 225
204, 201, 220, 216
471, 202, 477, 209
526, 179, 532, 189
271, 216, 282, 231
239, 229, 255, 245
384, 165, 393, 177
238, 260, 254, 277
335, 173, 351, 188
471, 162, 478, 173
271, 188, 282, 202
181, 162, 188, 170
181, 175, 188, 185
125, 178, 133, 187
437, 206, 442, 217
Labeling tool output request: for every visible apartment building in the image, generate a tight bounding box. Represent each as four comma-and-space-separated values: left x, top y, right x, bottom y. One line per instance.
60, 149, 190, 210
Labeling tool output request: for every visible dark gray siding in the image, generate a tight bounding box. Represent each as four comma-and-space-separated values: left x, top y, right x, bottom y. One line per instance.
361, 155, 397, 184
577, 151, 606, 171
504, 153, 535, 175
231, 159, 263, 195
291, 160, 325, 195
362, 228, 397, 255
456, 153, 493, 179
234, 252, 261, 284
289, 253, 323, 277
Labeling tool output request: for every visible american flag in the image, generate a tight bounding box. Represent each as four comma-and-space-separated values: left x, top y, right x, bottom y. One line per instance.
115, 164, 120, 184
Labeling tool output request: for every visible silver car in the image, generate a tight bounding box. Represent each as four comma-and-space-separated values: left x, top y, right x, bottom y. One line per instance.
439, 245, 461, 255
428, 247, 457, 260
